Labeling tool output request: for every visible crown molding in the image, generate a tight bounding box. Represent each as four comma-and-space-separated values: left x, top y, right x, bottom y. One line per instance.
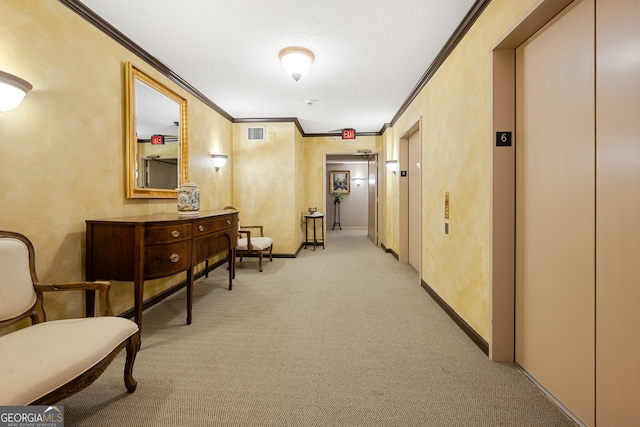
58, 0, 233, 122
390, 0, 491, 127
233, 117, 305, 136
59, 0, 490, 137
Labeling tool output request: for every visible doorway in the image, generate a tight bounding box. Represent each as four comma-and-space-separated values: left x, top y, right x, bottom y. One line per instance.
325, 153, 379, 242
140, 157, 178, 189
407, 130, 421, 271
398, 121, 421, 273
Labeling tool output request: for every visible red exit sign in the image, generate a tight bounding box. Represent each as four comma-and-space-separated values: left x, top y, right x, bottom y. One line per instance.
342, 129, 356, 140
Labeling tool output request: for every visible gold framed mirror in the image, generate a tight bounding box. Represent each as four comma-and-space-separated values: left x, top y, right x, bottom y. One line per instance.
125, 62, 188, 198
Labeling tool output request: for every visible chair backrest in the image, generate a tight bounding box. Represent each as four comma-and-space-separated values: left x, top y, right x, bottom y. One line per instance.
0, 232, 38, 323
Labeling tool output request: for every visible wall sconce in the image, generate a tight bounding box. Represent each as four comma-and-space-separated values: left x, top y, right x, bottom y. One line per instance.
211, 154, 228, 171
353, 177, 365, 186
279, 46, 315, 82
386, 160, 398, 174
0, 70, 32, 113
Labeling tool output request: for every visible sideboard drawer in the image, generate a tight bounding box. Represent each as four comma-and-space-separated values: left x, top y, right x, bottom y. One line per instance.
146, 223, 192, 244
194, 215, 235, 236
145, 240, 191, 279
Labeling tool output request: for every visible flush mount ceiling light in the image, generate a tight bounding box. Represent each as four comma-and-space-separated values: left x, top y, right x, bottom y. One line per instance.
279, 47, 315, 82
0, 70, 32, 113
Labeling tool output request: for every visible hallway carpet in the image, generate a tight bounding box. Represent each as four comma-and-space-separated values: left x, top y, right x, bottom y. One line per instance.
61, 229, 577, 426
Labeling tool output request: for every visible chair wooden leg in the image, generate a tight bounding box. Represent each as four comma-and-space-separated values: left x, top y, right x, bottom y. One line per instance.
124, 332, 140, 393
258, 250, 263, 272
268, 245, 273, 262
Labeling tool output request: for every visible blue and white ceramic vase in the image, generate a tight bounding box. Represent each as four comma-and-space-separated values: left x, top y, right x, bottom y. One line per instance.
177, 181, 200, 214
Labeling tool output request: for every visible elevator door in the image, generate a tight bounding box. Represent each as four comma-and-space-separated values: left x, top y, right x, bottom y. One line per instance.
515, 0, 595, 424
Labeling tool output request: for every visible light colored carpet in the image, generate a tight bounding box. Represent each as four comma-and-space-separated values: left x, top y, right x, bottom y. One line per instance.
61, 229, 577, 426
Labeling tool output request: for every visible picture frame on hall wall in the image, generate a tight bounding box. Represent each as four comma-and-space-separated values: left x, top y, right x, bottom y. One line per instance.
330, 170, 350, 194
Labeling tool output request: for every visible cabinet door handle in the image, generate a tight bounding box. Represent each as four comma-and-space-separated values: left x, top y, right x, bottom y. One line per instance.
198, 225, 205, 232
170, 253, 181, 263
171, 230, 181, 238
226, 219, 231, 225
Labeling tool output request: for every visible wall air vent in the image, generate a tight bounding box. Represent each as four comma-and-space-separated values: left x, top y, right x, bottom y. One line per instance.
247, 126, 265, 141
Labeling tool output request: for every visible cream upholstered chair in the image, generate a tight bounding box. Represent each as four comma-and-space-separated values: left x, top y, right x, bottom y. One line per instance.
224, 206, 273, 272
0, 231, 140, 405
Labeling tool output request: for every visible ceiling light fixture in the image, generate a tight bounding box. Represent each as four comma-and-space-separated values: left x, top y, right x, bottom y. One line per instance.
279, 47, 315, 82
0, 70, 32, 113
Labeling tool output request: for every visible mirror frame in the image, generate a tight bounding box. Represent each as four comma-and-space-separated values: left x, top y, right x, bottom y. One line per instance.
125, 61, 188, 198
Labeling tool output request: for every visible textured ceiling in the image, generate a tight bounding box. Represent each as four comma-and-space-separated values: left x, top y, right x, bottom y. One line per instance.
76, 0, 477, 135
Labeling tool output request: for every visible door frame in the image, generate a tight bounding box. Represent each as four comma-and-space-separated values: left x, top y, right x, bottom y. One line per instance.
398, 120, 421, 270
367, 153, 379, 245
489, 0, 574, 362
323, 151, 380, 236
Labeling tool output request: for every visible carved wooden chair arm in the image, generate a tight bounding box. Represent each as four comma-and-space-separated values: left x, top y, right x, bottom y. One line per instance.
33, 280, 113, 317
34, 280, 110, 292
238, 230, 253, 252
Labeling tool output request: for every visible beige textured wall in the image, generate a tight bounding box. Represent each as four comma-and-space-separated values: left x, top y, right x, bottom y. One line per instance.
381, 129, 398, 252
385, 0, 538, 340
0, 1, 233, 319
232, 122, 300, 254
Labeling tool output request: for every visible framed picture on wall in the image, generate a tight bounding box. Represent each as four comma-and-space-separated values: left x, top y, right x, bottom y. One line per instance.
330, 170, 350, 194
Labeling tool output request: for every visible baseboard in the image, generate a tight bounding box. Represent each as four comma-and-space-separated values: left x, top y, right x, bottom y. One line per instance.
381, 242, 399, 261
240, 252, 297, 259
516, 363, 587, 427
421, 280, 489, 356
118, 258, 228, 319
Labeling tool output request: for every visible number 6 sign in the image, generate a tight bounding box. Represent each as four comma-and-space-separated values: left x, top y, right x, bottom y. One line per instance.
496, 131, 512, 147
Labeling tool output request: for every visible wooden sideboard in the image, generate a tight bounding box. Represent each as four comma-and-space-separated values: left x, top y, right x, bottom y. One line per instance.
85, 210, 238, 337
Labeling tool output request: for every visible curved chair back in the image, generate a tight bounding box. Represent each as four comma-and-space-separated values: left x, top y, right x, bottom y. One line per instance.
0, 232, 39, 323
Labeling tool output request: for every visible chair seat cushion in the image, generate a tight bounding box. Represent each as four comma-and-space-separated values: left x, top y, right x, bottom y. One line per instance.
0, 316, 138, 405
237, 237, 273, 251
